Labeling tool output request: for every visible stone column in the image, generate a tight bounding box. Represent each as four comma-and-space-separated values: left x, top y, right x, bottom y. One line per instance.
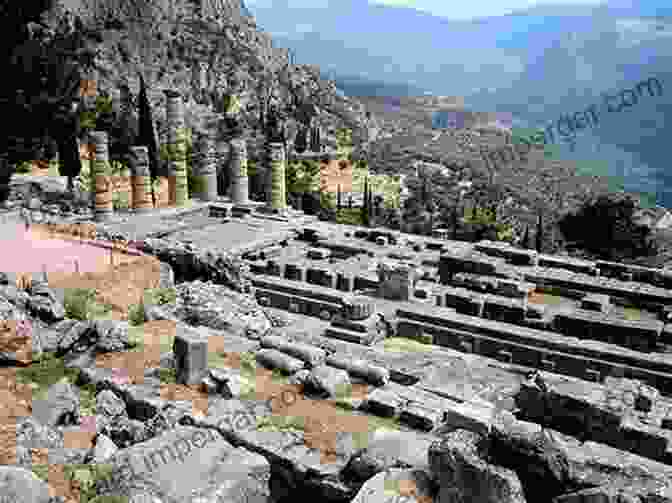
90, 131, 113, 221
164, 90, 188, 207
193, 129, 218, 201
268, 142, 286, 212
128, 146, 153, 214
230, 138, 249, 204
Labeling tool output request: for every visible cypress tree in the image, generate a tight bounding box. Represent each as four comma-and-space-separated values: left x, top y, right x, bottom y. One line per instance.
362, 176, 369, 226
535, 212, 543, 252
368, 187, 374, 222
137, 72, 160, 207
451, 205, 459, 239
521, 225, 530, 249
294, 125, 308, 153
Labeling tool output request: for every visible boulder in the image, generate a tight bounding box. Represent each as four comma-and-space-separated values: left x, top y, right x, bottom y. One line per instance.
94, 319, 131, 353
343, 430, 439, 484
489, 416, 571, 502
0, 466, 53, 503
158, 261, 175, 290
428, 429, 527, 503
31, 381, 81, 428
350, 468, 435, 503
93, 433, 119, 463
26, 282, 66, 323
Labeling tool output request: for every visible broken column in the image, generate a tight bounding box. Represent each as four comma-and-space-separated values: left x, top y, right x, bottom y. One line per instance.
193, 124, 218, 202
267, 142, 287, 212
164, 90, 189, 207
90, 131, 113, 221
128, 146, 153, 214
229, 137, 249, 204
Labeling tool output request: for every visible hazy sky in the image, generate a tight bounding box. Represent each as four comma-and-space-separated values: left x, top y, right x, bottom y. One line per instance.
246, 0, 605, 20
370, 0, 604, 19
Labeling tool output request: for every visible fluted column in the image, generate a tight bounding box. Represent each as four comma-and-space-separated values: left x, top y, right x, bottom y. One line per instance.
90, 131, 113, 221
193, 128, 218, 202
129, 146, 153, 213
268, 142, 286, 212
164, 90, 188, 207
230, 138, 249, 204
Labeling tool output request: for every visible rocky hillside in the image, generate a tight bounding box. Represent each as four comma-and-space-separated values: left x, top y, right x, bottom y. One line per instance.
16, 0, 374, 165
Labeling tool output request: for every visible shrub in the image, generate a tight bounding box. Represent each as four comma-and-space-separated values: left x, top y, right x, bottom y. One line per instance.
127, 301, 146, 326
15, 161, 32, 174
144, 287, 177, 306
62, 464, 116, 503
64, 288, 112, 320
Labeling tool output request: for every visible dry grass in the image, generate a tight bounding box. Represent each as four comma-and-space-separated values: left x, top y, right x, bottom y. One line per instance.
47, 255, 162, 321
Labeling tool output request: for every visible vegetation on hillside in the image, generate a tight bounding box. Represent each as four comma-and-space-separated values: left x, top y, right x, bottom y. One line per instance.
558, 193, 658, 261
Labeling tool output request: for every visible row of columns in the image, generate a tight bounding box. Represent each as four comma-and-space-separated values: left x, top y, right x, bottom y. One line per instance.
89, 91, 289, 221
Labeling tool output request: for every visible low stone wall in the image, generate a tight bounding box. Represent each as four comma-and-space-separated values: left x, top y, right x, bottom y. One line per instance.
254, 286, 342, 320
553, 310, 663, 352
394, 305, 672, 394
514, 372, 672, 463
524, 266, 672, 307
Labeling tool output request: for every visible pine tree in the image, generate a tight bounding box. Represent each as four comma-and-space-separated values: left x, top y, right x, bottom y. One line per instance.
137, 72, 160, 207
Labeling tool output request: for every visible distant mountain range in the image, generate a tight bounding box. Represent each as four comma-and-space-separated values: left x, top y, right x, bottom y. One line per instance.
248, 0, 672, 208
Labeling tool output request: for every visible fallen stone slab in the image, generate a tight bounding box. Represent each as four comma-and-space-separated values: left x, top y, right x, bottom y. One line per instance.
260, 334, 327, 368
95, 425, 266, 502
255, 348, 306, 374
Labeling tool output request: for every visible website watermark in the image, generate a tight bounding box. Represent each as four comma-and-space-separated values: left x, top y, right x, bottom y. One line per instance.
480, 76, 664, 169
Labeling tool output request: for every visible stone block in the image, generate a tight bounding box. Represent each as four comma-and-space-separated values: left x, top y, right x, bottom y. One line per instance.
581, 293, 612, 314
400, 403, 443, 432
307, 247, 332, 260
483, 296, 526, 324
364, 387, 406, 417
172, 327, 208, 386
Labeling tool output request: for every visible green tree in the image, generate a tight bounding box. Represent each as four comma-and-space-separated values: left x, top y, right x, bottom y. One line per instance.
558, 194, 657, 261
